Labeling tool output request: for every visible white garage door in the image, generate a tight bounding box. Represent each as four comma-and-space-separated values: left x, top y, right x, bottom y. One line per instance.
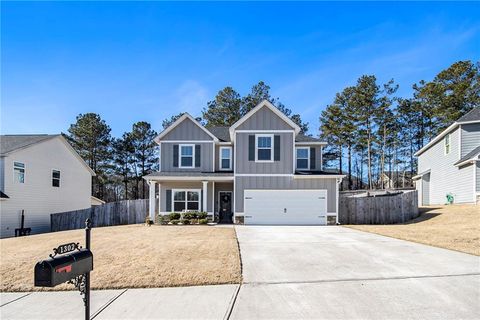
244, 189, 327, 225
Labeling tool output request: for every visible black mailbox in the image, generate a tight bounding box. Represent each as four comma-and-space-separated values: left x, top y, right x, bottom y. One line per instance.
34, 249, 93, 287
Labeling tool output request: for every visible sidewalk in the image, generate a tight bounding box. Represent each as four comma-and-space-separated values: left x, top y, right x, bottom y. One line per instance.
0, 284, 239, 320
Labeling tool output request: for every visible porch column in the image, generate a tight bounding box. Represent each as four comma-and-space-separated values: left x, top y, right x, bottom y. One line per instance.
149, 181, 157, 221
157, 183, 162, 215
212, 181, 215, 220
202, 181, 208, 213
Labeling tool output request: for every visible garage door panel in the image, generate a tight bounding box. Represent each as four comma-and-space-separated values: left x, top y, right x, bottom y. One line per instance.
244, 190, 327, 225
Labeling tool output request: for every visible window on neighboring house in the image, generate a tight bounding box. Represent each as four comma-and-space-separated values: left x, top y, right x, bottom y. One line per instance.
256, 134, 273, 162
296, 147, 310, 170
14, 162, 25, 183
179, 144, 194, 168
220, 147, 232, 170
52, 170, 61, 187
444, 134, 451, 155
173, 190, 200, 211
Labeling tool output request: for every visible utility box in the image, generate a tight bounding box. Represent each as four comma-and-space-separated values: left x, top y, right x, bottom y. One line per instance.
34, 249, 93, 287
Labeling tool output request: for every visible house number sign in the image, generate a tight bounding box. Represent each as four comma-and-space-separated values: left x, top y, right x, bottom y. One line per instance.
50, 242, 80, 258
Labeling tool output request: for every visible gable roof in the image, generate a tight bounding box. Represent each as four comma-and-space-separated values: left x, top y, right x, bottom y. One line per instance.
229, 100, 301, 140
207, 126, 231, 142
154, 113, 219, 143
457, 107, 480, 122
415, 107, 480, 156
454, 145, 480, 167
0, 135, 58, 155
0, 134, 95, 176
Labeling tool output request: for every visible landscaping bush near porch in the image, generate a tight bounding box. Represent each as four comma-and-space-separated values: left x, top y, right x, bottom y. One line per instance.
0, 224, 242, 292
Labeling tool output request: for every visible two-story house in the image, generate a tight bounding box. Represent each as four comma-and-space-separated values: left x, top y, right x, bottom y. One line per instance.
413, 107, 480, 205
144, 100, 344, 225
0, 134, 95, 238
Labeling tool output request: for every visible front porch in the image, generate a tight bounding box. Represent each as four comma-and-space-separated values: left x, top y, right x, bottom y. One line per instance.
144, 172, 234, 223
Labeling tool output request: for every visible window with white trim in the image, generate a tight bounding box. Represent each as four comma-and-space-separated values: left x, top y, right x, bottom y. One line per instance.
14, 162, 25, 183
179, 144, 194, 168
52, 170, 61, 187
296, 147, 310, 170
255, 134, 273, 162
173, 189, 200, 211
219, 147, 232, 170
444, 134, 451, 155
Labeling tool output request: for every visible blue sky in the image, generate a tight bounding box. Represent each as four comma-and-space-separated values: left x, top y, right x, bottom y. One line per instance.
2, 2, 479, 137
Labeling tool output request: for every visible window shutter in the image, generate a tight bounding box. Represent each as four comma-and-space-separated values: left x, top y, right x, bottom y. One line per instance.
173, 145, 179, 167
166, 190, 172, 212
310, 147, 316, 170
274, 135, 281, 161
201, 190, 204, 211
195, 145, 201, 167
248, 135, 255, 161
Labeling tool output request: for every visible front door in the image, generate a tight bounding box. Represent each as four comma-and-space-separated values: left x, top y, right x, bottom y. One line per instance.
219, 192, 233, 223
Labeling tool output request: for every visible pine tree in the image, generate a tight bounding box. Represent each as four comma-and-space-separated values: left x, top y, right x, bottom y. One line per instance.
202, 87, 242, 126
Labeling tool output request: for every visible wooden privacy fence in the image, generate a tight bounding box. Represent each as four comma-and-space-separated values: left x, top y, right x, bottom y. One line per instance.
51, 199, 149, 232
339, 190, 419, 224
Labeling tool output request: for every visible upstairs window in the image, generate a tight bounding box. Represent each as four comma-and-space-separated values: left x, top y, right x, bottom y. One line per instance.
256, 134, 273, 162
444, 134, 451, 155
179, 144, 194, 168
52, 170, 61, 187
296, 147, 310, 170
14, 162, 25, 183
220, 147, 232, 170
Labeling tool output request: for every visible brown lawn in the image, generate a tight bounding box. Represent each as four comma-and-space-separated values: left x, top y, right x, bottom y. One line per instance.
347, 205, 480, 256
0, 225, 242, 292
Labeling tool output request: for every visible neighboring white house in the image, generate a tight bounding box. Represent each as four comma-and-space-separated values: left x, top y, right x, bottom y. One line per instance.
413, 108, 480, 206
0, 135, 95, 238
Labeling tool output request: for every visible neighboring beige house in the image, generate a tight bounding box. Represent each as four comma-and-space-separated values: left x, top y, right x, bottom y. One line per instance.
378, 171, 413, 189
0, 135, 95, 238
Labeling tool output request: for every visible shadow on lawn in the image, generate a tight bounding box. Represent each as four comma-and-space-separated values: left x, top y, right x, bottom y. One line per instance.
402, 207, 442, 224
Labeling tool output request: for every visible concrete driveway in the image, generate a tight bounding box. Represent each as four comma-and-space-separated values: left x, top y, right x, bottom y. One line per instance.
231, 226, 480, 319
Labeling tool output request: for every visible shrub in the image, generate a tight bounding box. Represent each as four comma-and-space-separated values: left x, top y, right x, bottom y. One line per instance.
170, 219, 180, 225
158, 215, 169, 225
145, 217, 154, 225
182, 219, 191, 225
183, 212, 197, 220
199, 219, 208, 225
197, 212, 208, 219
169, 212, 181, 220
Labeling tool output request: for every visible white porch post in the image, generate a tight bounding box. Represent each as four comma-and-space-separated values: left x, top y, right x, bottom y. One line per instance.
212, 181, 215, 221
158, 183, 162, 216
149, 181, 157, 221
202, 181, 208, 213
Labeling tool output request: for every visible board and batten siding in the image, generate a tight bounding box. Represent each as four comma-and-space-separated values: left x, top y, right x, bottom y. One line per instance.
476, 162, 480, 192
234, 176, 337, 213
0, 137, 92, 238
461, 123, 480, 157
417, 127, 474, 204
160, 142, 214, 172
159, 181, 214, 213
235, 132, 293, 174
236, 106, 293, 130
161, 117, 214, 141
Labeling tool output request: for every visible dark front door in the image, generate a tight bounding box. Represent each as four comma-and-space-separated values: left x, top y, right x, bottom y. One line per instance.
219, 192, 233, 223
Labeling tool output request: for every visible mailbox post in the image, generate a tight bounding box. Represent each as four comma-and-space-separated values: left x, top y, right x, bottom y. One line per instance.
34, 218, 93, 320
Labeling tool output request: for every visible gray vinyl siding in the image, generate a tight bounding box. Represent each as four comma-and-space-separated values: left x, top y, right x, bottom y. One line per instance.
236, 106, 293, 130
160, 142, 214, 172
235, 132, 293, 174
159, 181, 214, 213
460, 123, 480, 157
417, 127, 474, 204
213, 182, 234, 213
215, 145, 234, 171
162, 117, 213, 141
235, 176, 337, 213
